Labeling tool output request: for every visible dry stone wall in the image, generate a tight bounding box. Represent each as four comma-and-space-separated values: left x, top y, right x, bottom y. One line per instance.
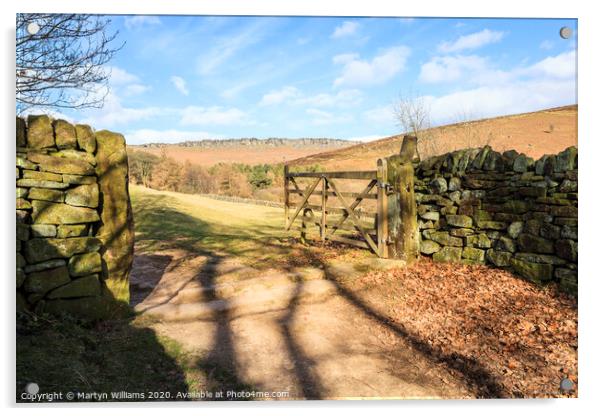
16, 115, 134, 319
414, 145, 578, 296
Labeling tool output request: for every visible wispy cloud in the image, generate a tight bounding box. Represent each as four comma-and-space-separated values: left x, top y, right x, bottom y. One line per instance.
259, 86, 301, 106
125, 129, 220, 144
419, 55, 490, 83
180, 106, 250, 125
333, 46, 411, 88
124, 16, 162, 30
331, 21, 360, 39
259, 86, 362, 108
540, 40, 554, 50
438, 29, 504, 53
196, 21, 267, 75
363, 105, 395, 124
80, 92, 163, 127
306, 108, 351, 125
170, 76, 189, 96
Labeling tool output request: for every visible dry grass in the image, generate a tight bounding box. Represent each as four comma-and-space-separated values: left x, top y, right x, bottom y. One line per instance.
290, 105, 578, 171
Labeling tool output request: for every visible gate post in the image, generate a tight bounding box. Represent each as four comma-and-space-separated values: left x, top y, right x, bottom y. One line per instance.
385, 135, 419, 263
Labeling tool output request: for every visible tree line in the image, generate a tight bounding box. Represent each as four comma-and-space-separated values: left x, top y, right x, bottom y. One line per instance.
128, 149, 323, 201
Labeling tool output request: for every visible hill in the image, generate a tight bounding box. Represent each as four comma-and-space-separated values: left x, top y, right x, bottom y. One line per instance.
289, 105, 578, 171
129, 138, 358, 167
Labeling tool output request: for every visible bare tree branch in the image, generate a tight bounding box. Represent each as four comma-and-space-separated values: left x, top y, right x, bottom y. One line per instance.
16, 13, 123, 113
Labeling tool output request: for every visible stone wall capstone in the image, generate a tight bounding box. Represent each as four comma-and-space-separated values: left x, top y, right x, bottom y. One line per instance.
16, 115, 134, 319
414, 145, 578, 296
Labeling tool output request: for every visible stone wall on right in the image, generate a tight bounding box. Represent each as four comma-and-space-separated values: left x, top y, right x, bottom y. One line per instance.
414, 145, 577, 296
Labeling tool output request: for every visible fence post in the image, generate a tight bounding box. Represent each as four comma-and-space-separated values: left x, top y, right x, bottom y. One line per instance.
301, 207, 313, 245
377, 158, 389, 258
321, 177, 327, 242
385, 135, 419, 263
284, 164, 289, 229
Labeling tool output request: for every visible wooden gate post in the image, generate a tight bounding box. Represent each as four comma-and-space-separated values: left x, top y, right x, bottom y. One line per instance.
384, 135, 419, 263
284, 164, 290, 229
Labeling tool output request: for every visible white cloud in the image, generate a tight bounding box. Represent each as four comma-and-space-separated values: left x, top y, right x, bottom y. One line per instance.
540, 40, 554, 50
259, 86, 362, 108
333, 46, 411, 88
259, 86, 301, 106
180, 106, 250, 125
123, 84, 150, 96
196, 22, 265, 75
124, 16, 162, 30
332, 53, 359, 65
80, 92, 162, 127
418, 50, 576, 124
438, 29, 504, 53
331, 21, 359, 39
170, 76, 189, 96
125, 129, 219, 145
363, 105, 395, 124
425, 79, 575, 124
306, 108, 351, 125
108, 67, 140, 85
419, 55, 489, 83
520, 50, 576, 79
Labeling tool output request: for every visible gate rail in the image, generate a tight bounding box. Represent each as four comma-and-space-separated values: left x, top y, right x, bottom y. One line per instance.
284, 160, 390, 258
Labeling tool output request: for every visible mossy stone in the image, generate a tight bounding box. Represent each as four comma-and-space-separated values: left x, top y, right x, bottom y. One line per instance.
24, 237, 102, 263
53, 119, 77, 149
47, 274, 101, 299
27, 115, 54, 149
31, 200, 99, 224
510, 257, 553, 283
23, 266, 71, 294
433, 246, 462, 263
420, 239, 441, 255
68, 252, 102, 277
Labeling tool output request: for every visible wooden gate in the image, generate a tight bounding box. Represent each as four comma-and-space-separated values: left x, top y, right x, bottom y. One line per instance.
284, 159, 391, 258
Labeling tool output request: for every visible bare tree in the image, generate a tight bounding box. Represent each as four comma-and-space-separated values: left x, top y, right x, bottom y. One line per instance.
394, 92, 439, 160
16, 14, 123, 113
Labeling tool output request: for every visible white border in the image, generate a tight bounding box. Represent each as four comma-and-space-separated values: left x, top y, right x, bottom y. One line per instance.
2, 1, 600, 415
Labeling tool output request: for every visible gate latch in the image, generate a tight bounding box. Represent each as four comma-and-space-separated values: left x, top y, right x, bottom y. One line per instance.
378, 181, 394, 194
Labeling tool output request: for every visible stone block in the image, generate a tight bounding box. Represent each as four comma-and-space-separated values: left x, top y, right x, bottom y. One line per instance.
31, 200, 100, 224
446, 214, 473, 228
24, 237, 102, 263
57, 224, 89, 238
486, 249, 512, 267
28, 188, 64, 202
53, 119, 77, 149
27, 153, 95, 175
30, 224, 57, 238
27, 115, 55, 149
517, 233, 555, 254
16, 179, 69, 189
68, 252, 102, 277
433, 246, 462, 263
462, 247, 485, 262
420, 239, 441, 255
75, 124, 96, 153
65, 184, 99, 208
23, 266, 71, 294
47, 274, 101, 299
555, 239, 577, 262
510, 258, 554, 283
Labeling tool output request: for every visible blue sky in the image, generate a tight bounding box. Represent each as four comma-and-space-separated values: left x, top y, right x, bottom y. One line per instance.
49, 16, 577, 144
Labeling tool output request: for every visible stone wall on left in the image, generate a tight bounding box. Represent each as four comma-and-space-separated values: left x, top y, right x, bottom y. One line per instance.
16, 115, 134, 319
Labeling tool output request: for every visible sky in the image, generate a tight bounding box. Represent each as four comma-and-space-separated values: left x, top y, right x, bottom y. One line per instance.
31, 15, 577, 144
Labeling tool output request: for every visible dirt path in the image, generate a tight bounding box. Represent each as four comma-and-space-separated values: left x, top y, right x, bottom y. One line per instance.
131, 251, 473, 399
129, 186, 474, 400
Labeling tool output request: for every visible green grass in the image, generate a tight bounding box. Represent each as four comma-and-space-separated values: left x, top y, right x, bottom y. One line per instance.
16, 312, 255, 402
131, 185, 292, 267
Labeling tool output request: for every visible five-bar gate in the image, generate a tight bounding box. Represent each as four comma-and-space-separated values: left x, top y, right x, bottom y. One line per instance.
284, 158, 391, 258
